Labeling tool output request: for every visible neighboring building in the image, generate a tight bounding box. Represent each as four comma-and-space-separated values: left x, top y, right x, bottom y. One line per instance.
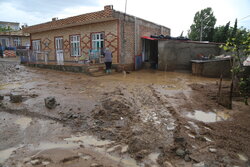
0, 29, 30, 48
0, 21, 30, 57
23, 5, 170, 70
0, 21, 20, 31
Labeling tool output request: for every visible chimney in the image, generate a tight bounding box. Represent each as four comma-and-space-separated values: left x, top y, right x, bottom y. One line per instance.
52, 17, 58, 21
104, 5, 113, 11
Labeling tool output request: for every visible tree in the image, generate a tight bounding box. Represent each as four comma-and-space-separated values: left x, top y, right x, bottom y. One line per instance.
188, 7, 217, 41
231, 19, 237, 39
0, 26, 12, 32
222, 32, 250, 106
221, 21, 230, 42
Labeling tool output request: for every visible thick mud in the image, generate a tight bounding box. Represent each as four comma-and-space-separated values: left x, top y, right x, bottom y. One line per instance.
0, 58, 250, 167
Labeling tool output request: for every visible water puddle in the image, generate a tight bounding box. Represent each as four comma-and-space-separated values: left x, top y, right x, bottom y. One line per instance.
15, 117, 32, 130
29, 134, 139, 167
185, 110, 229, 123
64, 135, 113, 147
35, 142, 79, 150
0, 83, 21, 90
0, 145, 21, 163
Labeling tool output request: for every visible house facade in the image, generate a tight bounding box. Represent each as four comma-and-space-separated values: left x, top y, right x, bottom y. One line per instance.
24, 5, 170, 70
0, 30, 30, 48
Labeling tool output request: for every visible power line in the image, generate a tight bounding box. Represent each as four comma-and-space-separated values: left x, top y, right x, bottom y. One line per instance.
239, 14, 250, 21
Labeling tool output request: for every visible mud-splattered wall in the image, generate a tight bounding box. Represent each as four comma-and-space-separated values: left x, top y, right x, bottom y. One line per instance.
158, 40, 222, 71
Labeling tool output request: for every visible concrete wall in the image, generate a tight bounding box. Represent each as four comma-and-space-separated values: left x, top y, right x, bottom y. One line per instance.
158, 40, 222, 71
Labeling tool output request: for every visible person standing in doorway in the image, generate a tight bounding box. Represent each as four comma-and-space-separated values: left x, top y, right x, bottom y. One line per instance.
104, 48, 112, 74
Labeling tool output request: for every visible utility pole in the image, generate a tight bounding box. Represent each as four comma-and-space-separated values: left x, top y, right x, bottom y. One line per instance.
200, 19, 203, 41
121, 0, 127, 64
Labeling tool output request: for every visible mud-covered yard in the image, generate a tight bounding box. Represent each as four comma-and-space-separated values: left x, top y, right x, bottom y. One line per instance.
0, 58, 250, 167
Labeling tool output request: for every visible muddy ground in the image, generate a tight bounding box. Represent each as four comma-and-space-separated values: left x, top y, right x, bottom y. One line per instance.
0, 58, 250, 167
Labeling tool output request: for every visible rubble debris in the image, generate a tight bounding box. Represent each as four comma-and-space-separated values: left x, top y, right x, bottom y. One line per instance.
44, 96, 57, 109
208, 148, 217, 153
193, 162, 206, 167
0, 95, 4, 101
10, 93, 23, 103
90, 163, 103, 167
175, 148, 186, 157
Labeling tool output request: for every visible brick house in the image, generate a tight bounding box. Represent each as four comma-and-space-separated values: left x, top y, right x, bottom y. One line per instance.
24, 5, 170, 70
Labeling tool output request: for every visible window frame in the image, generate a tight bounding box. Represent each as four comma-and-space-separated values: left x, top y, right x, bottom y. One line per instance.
91, 32, 104, 51
70, 34, 81, 57
14, 37, 21, 46
32, 40, 41, 52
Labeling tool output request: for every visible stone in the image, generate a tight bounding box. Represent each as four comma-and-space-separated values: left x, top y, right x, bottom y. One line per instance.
44, 96, 56, 109
30, 159, 41, 165
42, 161, 50, 165
135, 149, 149, 159
174, 137, 185, 143
82, 155, 91, 160
184, 154, 191, 162
163, 161, 174, 167
90, 163, 103, 167
193, 162, 205, 167
175, 148, 186, 156
10, 93, 23, 103
208, 148, 217, 153
23, 157, 31, 163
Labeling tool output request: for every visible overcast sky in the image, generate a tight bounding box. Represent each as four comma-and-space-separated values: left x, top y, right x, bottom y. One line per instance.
0, 0, 249, 36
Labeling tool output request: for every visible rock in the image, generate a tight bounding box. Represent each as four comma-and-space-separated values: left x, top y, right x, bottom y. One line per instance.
184, 154, 191, 162
208, 148, 217, 153
82, 155, 91, 160
30, 159, 41, 165
193, 162, 205, 167
163, 161, 174, 167
175, 137, 185, 143
44, 96, 56, 109
135, 149, 149, 160
176, 148, 185, 157
42, 161, 50, 165
90, 163, 103, 167
0, 95, 4, 100
10, 93, 23, 103
23, 157, 31, 163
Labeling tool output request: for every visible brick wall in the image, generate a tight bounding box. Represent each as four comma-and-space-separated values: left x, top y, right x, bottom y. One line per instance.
31, 20, 119, 63
117, 12, 170, 66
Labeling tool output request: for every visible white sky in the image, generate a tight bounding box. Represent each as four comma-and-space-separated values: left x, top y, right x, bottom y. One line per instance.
0, 0, 249, 36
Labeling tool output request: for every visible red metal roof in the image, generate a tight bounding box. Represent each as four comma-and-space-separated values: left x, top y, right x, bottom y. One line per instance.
141, 36, 158, 40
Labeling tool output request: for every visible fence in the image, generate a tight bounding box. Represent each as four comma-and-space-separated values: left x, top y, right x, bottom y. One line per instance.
19, 49, 104, 65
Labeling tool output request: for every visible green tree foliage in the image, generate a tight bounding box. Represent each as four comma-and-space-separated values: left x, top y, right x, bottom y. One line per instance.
0, 26, 12, 32
221, 21, 230, 42
222, 33, 250, 105
188, 7, 217, 41
231, 19, 237, 39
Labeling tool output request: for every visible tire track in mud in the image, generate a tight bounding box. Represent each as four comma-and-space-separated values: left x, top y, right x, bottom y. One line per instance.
0, 104, 89, 132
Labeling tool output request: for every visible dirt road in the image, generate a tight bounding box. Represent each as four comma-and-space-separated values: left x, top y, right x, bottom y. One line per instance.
0, 58, 249, 167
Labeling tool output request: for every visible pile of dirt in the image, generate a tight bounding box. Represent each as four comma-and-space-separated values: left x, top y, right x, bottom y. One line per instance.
90, 85, 175, 160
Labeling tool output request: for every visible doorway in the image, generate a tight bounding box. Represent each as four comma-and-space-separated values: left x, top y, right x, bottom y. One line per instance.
142, 38, 158, 69
55, 37, 64, 65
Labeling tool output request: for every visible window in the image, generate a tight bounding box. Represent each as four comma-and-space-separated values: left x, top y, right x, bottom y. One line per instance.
14, 37, 21, 46
70, 35, 80, 56
32, 40, 41, 52
0, 38, 9, 47
91, 33, 104, 50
